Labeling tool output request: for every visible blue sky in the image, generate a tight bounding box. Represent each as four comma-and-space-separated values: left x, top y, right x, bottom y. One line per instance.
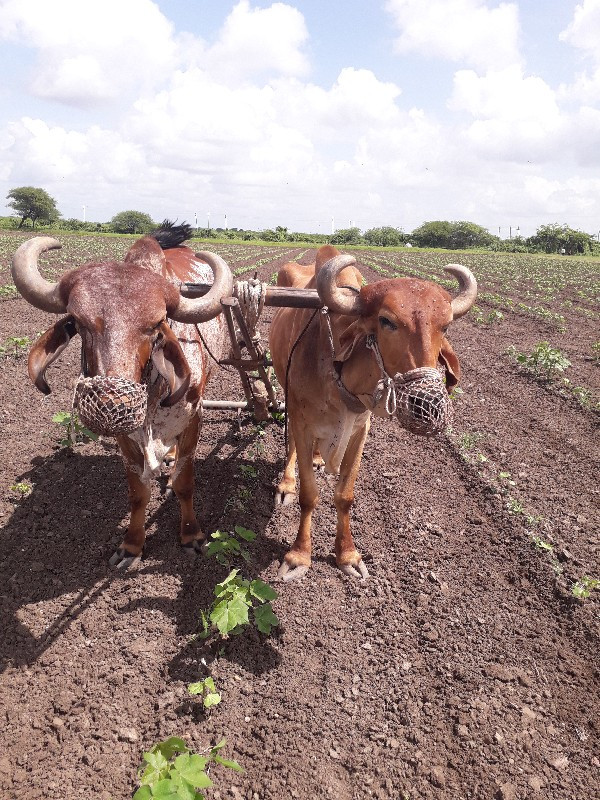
1, 0, 600, 238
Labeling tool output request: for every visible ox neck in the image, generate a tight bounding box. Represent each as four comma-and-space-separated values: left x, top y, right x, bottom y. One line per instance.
333, 336, 385, 414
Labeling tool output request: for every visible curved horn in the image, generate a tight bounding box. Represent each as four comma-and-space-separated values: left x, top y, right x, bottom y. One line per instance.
11, 237, 66, 313
444, 263, 478, 319
315, 254, 362, 315
170, 251, 233, 323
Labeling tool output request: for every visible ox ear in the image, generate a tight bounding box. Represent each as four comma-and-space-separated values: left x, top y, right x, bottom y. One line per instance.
438, 335, 460, 390
151, 322, 191, 407
336, 317, 370, 362
28, 316, 77, 395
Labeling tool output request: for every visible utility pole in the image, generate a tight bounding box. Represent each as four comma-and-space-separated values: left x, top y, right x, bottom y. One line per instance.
194, 212, 198, 228
331, 216, 335, 234
83, 205, 86, 222
224, 213, 227, 230
207, 212, 210, 230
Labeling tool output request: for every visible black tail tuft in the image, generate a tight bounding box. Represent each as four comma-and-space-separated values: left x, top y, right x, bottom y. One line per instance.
150, 219, 193, 250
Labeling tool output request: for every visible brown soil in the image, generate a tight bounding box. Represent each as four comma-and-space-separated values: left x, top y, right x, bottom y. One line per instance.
0, 240, 598, 800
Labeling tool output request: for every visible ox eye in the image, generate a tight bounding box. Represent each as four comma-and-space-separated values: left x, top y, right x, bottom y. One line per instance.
379, 316, 397, 331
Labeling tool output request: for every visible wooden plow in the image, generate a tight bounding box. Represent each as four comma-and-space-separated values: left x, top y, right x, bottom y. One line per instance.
182, 279, 323, 421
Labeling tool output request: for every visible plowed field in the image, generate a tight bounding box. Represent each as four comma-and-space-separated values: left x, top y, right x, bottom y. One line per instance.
1, 232, 598, 800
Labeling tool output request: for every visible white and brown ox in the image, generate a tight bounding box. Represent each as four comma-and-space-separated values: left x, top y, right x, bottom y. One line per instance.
269, 245, 477, 581
12, 223, 233, 567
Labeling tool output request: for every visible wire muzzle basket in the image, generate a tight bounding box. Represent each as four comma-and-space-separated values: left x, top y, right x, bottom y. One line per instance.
74, 375, 147, 436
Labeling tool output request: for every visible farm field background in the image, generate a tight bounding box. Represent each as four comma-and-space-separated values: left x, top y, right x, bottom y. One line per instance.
0, 231, 598, 799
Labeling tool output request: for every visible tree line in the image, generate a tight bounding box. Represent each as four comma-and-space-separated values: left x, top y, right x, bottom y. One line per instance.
4, 185, 599, 255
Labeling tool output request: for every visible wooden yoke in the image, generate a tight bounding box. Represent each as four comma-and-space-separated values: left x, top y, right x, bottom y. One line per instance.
182, 283, 323, 309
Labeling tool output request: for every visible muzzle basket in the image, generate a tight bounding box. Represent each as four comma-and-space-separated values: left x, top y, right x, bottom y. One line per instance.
74, 376, 147, 436
393, 367, 453, 436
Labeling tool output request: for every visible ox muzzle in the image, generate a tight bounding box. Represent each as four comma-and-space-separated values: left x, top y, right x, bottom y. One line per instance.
74, 375, 147, 436
373, 366, 453, 436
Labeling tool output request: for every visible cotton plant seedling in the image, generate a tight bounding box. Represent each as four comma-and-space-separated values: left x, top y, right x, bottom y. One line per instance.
52, 410, 99, 448
507, 342, 571, 379
571, 576, 600, 600
0, 335, 31, 358
239, 463, 258, 480
199, 569, 279, 639
187, 677, 222, 709
204, 526, 257, 566
0, 283, 17, 298
134, 736, 242, 800
10, 481, 33, 498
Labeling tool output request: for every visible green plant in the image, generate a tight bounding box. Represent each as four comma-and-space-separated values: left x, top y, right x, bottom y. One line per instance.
507, 341, 571, 379
571, 576, 600, 600
0, 334, 31, 357
0, 283, 17, 298
239, 464, 258, 480
188, 677, 221, 709
134, 737, 242, 800
506, 496, 524, 514
10, 481, 32, 498
199, 569, 279, 638
52, 410, 99, 447
531, 534, 553, 552
204, 526, 256, 566
591, 341, 600, 363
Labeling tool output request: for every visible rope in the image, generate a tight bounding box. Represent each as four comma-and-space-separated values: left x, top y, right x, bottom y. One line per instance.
233, 278, 267, 341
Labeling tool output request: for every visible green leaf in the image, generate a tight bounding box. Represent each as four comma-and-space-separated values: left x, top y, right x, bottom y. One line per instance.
133, 787, 152, 800
150, 778, 179, 799
158, 737, 189, 760
213, 755, 244, 773
203, 692, 221, 708
143, 751, 169, 771
253, 602, 279, 634
175, 754, 213, 788
234, 525, 256, 541
211, 593, 250, 635
210, 739, 227, 754
214, 569, 240, 595
187, 682, 205, 696
203, 677, 216, 692
249, 579, 278, 602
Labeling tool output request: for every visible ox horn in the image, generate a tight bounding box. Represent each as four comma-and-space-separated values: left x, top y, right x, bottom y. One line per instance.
316, 254, 362, 316
11, 237, 67, 313
444, 264, 478, 319
171, 250, 233, 323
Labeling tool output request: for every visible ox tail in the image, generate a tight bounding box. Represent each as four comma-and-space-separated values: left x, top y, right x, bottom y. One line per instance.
151, 220, 193, 250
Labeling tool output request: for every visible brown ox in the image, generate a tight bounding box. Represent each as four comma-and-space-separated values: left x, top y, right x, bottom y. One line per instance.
12, 222, 233, 568
269, 245, 477, 581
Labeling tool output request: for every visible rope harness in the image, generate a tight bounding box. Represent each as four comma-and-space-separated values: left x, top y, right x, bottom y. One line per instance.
322, 311, 453, 436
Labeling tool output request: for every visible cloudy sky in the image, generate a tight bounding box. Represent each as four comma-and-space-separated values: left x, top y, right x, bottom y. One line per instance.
1, 0, 599, 238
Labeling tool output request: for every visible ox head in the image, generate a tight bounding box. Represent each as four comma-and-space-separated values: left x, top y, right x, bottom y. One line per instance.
317, 253, 476, 388
12, 236, 233, 407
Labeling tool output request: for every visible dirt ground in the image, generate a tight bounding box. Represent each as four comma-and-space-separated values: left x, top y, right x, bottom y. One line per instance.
0, 236, 598, 800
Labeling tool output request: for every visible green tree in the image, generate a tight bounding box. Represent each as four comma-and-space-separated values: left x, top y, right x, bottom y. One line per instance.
110, 210, 154, 234
410, 220, 496, 249
330, 226, 363, 245
6, 186, 60, 229
528, 223, 594, 255
363, 226, 405, 247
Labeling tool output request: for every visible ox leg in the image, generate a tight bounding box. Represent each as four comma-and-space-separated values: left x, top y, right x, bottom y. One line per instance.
333, 423, 370, 580
110, 437, 151, 569
275, 425, 298, 506
171, 414, 204, 555
278, 421, 319, 581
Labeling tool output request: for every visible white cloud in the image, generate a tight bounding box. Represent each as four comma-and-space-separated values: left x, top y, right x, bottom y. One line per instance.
449, 67, 562, 160
385, 0, 521, 71
206, 0, 309, 82
559, 0, 600, 56
558, 1, 600, 104
0, 0, 177, 105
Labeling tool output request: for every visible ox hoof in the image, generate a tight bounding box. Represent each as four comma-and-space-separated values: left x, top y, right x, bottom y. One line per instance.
275, 490, 296, 507
181, 539, 204, 558
109, 548, 142, 570
277, 561, 310, 582
340, 560, 370, 580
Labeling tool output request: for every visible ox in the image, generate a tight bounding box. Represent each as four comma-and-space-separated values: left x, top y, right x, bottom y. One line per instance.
12, 222, 233, 567
269, 245, 477, 581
